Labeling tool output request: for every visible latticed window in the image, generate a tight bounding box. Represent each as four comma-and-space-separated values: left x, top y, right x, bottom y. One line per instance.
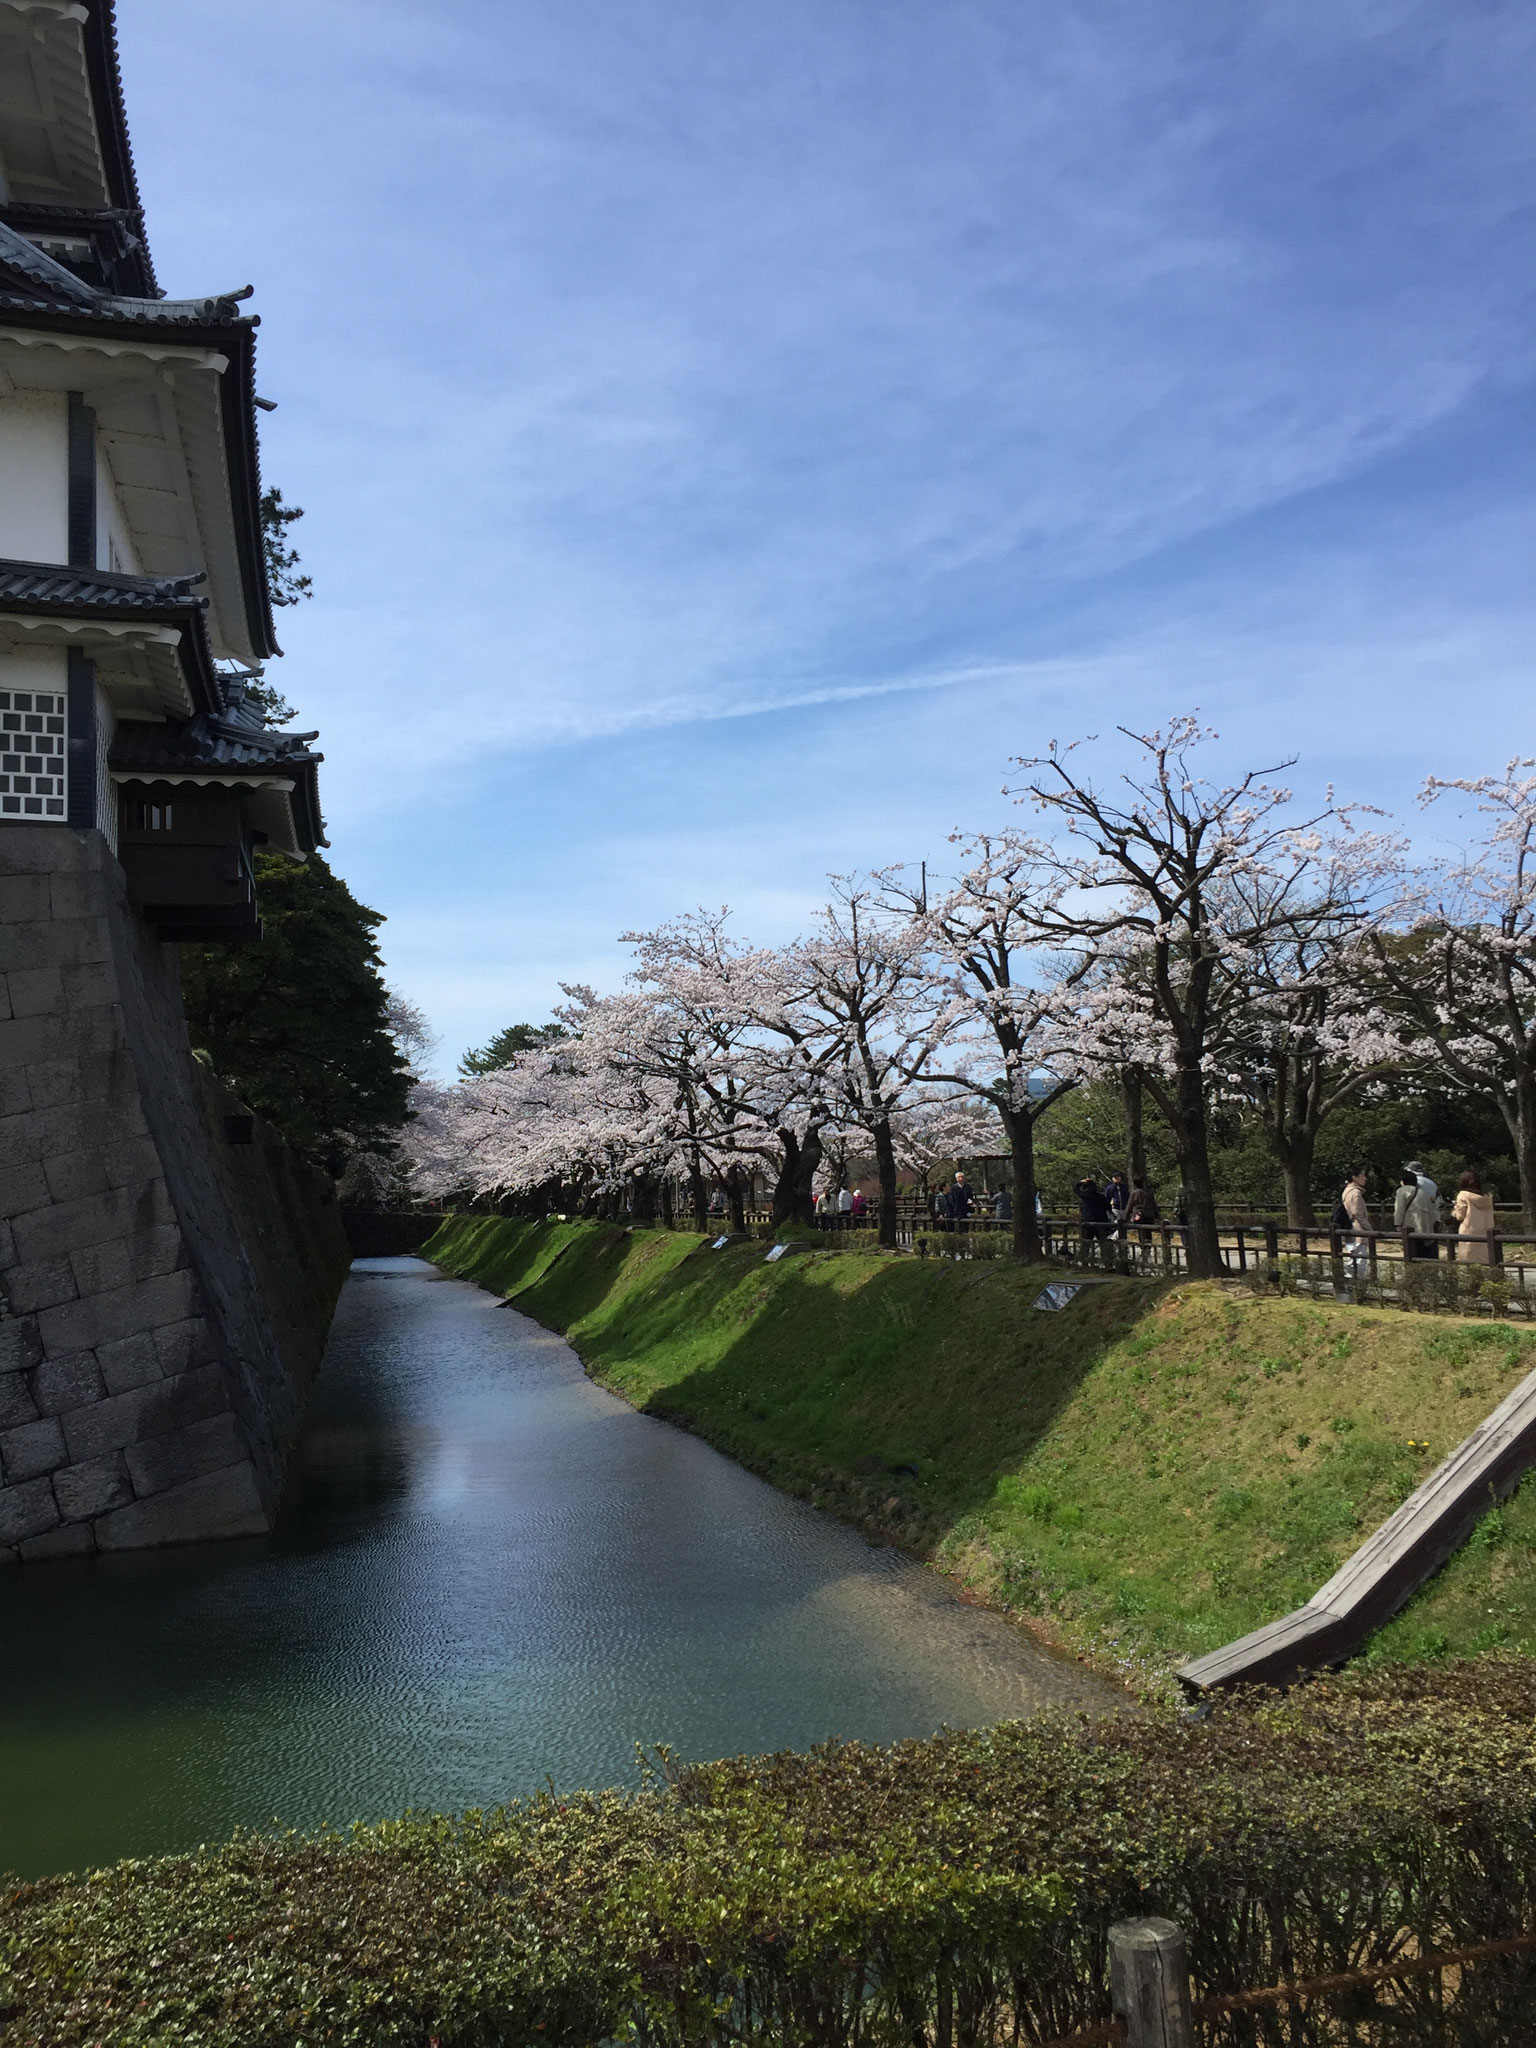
0, 690, 67, 818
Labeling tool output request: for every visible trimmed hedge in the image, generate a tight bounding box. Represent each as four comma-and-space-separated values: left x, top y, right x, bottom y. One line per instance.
4, 1661, 1536, 2045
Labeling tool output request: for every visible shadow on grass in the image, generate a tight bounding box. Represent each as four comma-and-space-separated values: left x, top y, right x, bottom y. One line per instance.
444, 1220, 1161, 1561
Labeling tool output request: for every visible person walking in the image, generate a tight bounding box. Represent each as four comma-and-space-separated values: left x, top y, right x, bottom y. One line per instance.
1127, 1175, 1159, 1249
836, 1185, 853, 1228
1393, 1170, 1421, 1257
1405, 1160, 1442, 1259
1335, 1166, 1373, 1298
945, 1171, 974, 1233
1392, 1169, 1437, 1262
1106, 1171, 1132, 1239
1077, 1175, 1112, 1255
993, 1185, 1012, 1223
850, 1187, 867, 1221
1452, 1171, 1497, 1264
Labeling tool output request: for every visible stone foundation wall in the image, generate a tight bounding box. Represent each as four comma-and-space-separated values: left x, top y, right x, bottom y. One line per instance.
0, 825, 351, 1560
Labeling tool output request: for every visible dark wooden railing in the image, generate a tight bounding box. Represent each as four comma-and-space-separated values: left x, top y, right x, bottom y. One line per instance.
570, 1203, 1536, 1310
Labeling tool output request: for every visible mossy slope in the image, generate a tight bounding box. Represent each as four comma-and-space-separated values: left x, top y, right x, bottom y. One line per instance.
426, 1218, 1536, 1684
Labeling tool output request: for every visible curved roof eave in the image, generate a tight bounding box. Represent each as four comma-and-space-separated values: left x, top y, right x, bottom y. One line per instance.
78, 0, 159, 293
0, 297, 279, 661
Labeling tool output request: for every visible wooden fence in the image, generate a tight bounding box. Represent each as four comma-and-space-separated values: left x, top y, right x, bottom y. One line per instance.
1051, 1914, 1536, 2046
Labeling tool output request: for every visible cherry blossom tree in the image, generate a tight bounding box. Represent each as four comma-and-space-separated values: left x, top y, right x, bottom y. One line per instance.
1367, 760, 1536, 1229
1007, 718, 1357, 1278
1212, 838, 1411, 1223
895, 1094, 1006, 1204
621, 910, 839, 1229
882, 834, 1083, 1260
789, 877, 945, 1247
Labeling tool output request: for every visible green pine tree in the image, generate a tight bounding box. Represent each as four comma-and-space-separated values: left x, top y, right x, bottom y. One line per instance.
459, 1021, 567, 1076
181, 853, 412, 1169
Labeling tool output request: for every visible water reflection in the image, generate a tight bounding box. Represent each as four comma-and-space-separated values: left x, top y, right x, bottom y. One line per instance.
0, 1258, 1119, 1877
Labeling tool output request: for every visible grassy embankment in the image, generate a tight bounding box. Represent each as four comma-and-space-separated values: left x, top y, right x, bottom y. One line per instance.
426, 1216, 1536, 1689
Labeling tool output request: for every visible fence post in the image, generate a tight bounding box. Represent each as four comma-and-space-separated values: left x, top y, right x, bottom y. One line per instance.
1108, 1917, 1195, 2048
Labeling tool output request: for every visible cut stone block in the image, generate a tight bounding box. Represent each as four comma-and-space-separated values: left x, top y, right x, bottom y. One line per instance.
59, 959, 116, 1011
0, 1415, 67, 1483
125, 1430, 194, 1498
94, 1463, 269, 1550
29, 1350, 105, 1416
94, 1332, 162, 1395
20, 1522, 94, 1561
5, 1256, 78, 1316
37, 1267, 199, 1354
68, 1239, 136, 1300
7, 969, 65, 1020
60, 1364, 227, 1463
53, 1451, 132, 1520
0, 1372, 37, 1430
0, 1161, 50, 1216
0, 1476, 60, 1544
25, 1057, 83, 1109
153, 1318, 221, 1377
41, 1149, 109, 1203
0, 1315, 44, 1375
183, 1411, 247, 1475
0, 875, 50, 921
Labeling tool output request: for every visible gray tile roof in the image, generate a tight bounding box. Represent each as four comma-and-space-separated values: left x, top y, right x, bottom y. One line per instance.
0, 221, 249, 324
0, 559, 206, 610
0, 556, 218, 709
111, 681, 326, 854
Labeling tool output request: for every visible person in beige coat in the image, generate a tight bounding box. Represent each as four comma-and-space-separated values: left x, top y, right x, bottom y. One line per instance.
1338, 1167, 1373, 1297
1452, 1171, 1497, 1263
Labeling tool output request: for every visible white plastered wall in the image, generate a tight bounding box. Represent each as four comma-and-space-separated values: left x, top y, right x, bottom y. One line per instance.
0, 386, 67, 561
0, 642, 66, 694
97, 440, 142, 575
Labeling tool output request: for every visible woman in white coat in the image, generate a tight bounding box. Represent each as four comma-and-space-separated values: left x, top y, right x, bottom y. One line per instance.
1452, 1171, 1497, 1264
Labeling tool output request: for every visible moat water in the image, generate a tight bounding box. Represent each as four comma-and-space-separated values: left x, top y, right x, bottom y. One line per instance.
0, 1257, 1118, 1878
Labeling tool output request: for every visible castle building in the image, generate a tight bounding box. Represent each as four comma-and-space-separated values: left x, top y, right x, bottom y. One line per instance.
0, 1, 347, 1562
0, 0, 322, 921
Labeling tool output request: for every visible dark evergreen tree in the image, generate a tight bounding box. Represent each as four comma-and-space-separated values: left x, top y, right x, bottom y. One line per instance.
260, 485, 313, 607
459, 1021, 568, 1077
181, 853, 412, 1169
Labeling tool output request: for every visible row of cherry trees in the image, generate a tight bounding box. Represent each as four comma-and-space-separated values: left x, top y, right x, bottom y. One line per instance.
407, 721, 1536, 1279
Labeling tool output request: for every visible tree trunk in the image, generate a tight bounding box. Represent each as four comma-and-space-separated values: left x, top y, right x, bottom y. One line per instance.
872, 1117, 899, 1248
771, 1132, 800, 1228
1001, 1106, 1043, 1262
1514, 1068, 1536, 1235
1173, 1060, 1222, 1279
726, 1163, 747, 1234
793, 1126, 822, 1224
687, 1153, 708, 1233
1121, 1069, 1147, 1186
1280, 1145, 1316, 1229
772, 1127, 822, 1227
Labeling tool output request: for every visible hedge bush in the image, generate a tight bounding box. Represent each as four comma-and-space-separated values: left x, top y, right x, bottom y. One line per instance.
4, 1660, 1536, 2045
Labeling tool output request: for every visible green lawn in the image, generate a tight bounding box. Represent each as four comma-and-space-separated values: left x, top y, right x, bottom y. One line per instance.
426, 1217, 1536, 1692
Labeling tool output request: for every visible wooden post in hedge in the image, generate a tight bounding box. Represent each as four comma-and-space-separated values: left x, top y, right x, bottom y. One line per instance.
1108, 1918, 1194, 2048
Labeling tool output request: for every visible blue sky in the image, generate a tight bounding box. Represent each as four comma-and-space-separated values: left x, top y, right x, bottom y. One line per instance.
120, 0, 1533, 1074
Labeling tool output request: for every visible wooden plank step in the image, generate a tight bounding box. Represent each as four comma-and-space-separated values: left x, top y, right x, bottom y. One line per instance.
1179, 1357, 1536, 1693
